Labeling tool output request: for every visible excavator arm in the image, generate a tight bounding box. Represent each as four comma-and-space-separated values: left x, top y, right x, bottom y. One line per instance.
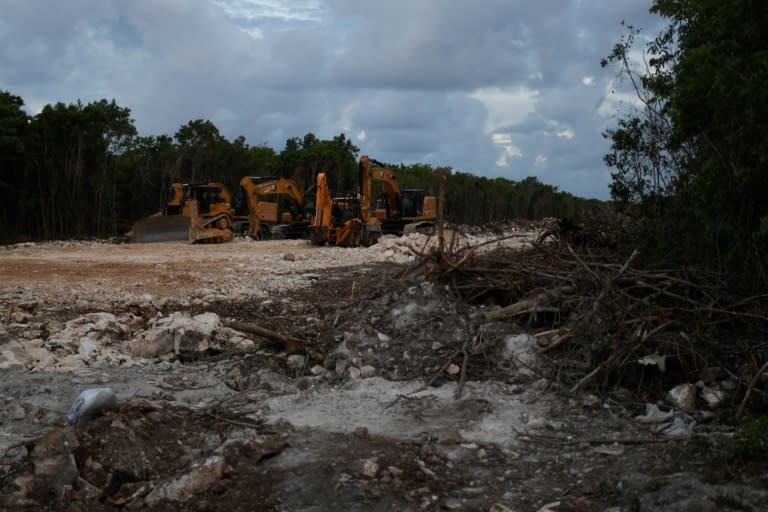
359, 155, 402, 220
311, 172, 364, 246
313, 173, 333, 230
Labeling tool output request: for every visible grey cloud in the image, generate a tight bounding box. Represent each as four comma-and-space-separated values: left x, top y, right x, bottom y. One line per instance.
322, 0, 536, 90
0, 0, 668, 199
0, 1, 116, 86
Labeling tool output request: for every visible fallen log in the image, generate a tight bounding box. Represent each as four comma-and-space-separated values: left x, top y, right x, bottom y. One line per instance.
484, 285, 576, 321
223, 320, 305, 354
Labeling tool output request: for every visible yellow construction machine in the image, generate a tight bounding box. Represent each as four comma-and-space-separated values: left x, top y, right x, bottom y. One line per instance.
164, 182, 185, 215
311, 172, 370, 246
359, 156, 437, 236
238, 176, 309, 240
131, 181, 235, 243
311, 156, 439, 246
185, 182, 236, 243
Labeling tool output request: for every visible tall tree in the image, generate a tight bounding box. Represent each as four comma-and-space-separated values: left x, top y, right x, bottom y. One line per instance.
86, 99, 137, 235
248, 144, 279, 176
278, 133, 359, 192
117, 134, 176, 225
22, 99, 137, 238
0, 91, 29, 239
174, 119, 223, 182
603, 0, 768, 278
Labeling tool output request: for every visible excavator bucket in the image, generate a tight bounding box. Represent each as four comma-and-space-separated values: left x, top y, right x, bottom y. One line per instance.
130, 214, 190, 243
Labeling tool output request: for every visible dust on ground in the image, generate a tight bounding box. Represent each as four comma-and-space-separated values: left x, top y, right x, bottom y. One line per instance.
1, 230, 766, 511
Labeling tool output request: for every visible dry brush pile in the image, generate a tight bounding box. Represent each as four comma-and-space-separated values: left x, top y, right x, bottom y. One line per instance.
424, 218, 768, 412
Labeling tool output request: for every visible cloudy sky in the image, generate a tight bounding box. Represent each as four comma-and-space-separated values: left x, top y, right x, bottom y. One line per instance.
0, 1, 664, 199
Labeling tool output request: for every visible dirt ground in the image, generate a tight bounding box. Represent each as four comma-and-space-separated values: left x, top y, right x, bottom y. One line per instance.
1, 234, 766, 511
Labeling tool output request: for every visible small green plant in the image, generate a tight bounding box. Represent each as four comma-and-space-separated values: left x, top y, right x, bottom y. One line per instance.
728, 415, 768, 463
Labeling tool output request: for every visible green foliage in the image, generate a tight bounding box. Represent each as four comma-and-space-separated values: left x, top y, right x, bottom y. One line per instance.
395, 167, 598, 225
18, 99, 137, 239
603, 1, 768, 282
279, 132, 359, 192
727, 415, 768, 463
0, 91, 30, 238
174, 119, 223, 182
0, 90, 28, 158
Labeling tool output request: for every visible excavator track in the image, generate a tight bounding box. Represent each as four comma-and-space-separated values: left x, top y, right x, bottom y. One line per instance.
403, 221, 435, 236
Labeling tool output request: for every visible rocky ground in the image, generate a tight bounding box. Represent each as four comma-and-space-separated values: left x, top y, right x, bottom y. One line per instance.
0, 229, 766, 511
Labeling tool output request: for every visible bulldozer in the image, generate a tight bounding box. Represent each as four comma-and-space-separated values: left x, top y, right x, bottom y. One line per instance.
185, 183, 236, 243
237, 176, 309, 240
131, 181, 235, 244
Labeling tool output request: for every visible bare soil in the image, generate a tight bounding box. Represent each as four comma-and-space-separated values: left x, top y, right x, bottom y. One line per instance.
1, 236, 766, 511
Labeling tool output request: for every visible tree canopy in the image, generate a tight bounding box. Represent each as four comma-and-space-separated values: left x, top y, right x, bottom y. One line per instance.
602, 0, 768, 281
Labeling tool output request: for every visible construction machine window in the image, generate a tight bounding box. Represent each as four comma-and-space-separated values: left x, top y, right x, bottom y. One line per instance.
194, 188, 218, 214
331, 193, 360, 224
401, 190, 424, 217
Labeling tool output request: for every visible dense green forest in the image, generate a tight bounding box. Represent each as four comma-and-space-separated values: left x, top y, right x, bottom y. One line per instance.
602, 0, 768, 282
0, 91, 598, 242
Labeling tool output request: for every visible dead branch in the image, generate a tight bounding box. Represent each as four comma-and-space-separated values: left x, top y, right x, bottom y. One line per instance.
485, 286, 576, 321
739, 359, 768, 411
406, 349, 462, 394
223, 319, 305, 354
422, 213, 768, 406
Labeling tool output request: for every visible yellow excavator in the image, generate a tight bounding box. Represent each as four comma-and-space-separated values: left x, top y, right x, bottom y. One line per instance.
311, 156, 439, 246
131, 181, 235, 243
359, 155, 437, 236
311, 172, 370, 246
238, 176, 309, 240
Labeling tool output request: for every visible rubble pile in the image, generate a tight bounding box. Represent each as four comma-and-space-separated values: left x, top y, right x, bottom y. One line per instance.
0, 311, 257, 371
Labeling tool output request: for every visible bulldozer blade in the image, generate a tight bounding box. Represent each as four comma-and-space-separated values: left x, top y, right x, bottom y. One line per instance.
131, 215, 190, 243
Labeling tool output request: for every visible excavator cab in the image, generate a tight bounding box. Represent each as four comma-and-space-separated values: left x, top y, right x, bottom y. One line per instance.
401, 189, 425, 217
374, 196, 389, 220
311, 173, 373, 247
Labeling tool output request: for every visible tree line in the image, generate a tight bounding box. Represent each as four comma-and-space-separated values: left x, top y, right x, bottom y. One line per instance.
602, 0, 768, 283
0, 90, 599, 242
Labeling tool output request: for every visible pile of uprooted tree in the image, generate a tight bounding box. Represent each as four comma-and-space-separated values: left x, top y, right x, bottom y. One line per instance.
423, 214, 768, 414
